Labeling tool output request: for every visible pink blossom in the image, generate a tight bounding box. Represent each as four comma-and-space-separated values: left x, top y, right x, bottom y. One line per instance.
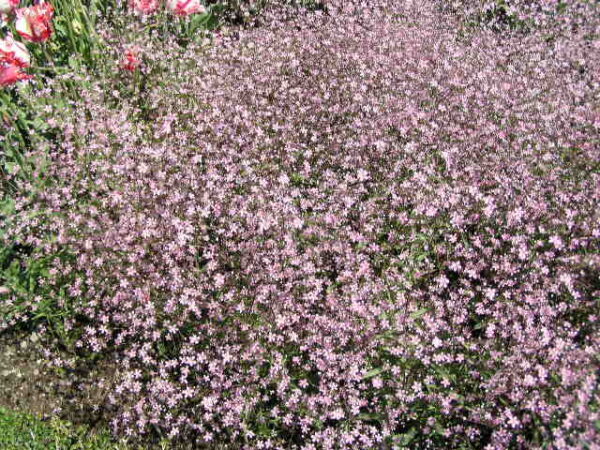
0, 62, 31, 87
14, 2, 54, 43
120, 46, 141, 72
0, 34, 30, 67
165, 0, 205, 16
129, 0, 160, 14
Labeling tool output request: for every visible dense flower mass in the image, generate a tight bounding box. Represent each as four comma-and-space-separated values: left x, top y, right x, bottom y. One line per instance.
5, 0, 599, 448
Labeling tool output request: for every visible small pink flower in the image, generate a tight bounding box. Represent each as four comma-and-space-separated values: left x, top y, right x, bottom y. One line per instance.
166, 0, 206, 16
120, 46, 141, 72
130, 0, 160, 14
0, 63, 31, 87
0, 0, 19, 15
15, 2, 54, 43
0, 34, 30, 67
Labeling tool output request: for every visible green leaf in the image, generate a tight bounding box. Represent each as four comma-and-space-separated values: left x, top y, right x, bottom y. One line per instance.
0, 198, 15, 216
357, 413, 382, 421
392, 427, 418, 446
410, 308, 429, 319
363, 367, 385, 379
474, 321, 486, 330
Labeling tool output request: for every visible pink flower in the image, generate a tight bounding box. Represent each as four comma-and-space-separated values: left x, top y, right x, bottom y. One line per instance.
120, 46, 142, 72
166, 0, 205, 16
130, 0, 160, 14
15, 2, 54, 43
0, 0, 19, 15
0, 34, 30, 67
0, 63, 31, 87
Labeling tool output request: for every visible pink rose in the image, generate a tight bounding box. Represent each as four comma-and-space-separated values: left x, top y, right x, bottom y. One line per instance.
130, 0, 160, 14
166, 0, 206, 16
0, 34, 30, 67
15, 2, 54, 43
0, 63, 31, 87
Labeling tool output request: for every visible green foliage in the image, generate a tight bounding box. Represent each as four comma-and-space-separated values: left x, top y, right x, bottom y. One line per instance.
48, 0, 107, 69
0, 407, 127, 449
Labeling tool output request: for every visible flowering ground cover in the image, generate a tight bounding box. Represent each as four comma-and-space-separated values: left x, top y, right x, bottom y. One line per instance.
1, 0, 599, 448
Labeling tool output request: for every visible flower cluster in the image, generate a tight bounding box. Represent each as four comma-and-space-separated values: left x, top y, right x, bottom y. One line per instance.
6, 0, 599, 448
0, 0, 53, 87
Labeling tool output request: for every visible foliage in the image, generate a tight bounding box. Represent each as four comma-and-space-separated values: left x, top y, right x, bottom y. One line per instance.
0, 407, 129, 449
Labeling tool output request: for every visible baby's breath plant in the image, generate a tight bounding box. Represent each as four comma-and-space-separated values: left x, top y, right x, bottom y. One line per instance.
1, 0, 216, 342
2, 0, 599, 448
5, 0, 598, 448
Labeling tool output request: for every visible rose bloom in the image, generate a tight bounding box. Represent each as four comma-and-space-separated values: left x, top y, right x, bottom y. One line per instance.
0, 0, 19, 15
0, 34, 30, 67
121, 46, 141, 72
130, 0, 160, 14
166, 0, 206, 16
15, 2, 54, 43
0, 63, 31, 87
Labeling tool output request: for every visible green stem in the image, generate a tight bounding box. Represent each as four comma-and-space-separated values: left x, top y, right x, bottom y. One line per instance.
30, 66, 70, 73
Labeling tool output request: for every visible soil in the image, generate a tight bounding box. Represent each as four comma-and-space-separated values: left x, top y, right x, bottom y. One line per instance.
0, 329, 232, 448
0, 328, 115, 430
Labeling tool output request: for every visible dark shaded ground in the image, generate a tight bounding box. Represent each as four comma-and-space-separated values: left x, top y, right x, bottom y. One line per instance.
0, 331, 228, 449
0, 331, 62, 417
0, 330, 113, 430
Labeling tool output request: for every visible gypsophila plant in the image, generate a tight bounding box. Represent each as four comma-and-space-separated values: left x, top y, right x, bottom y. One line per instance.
3, 0, 599, 448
